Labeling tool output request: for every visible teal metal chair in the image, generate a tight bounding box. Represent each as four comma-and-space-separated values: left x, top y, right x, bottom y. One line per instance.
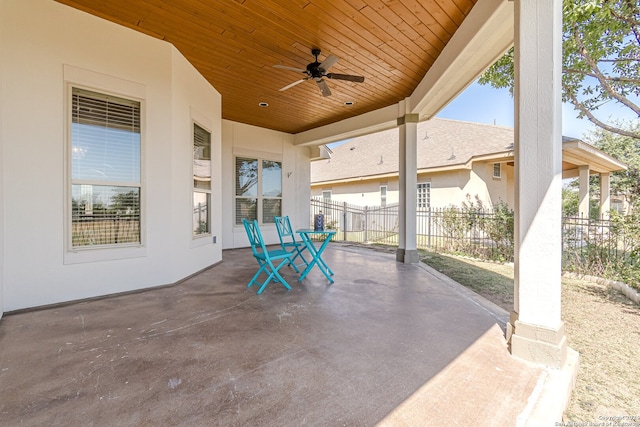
242, 218, 293, 294
274, 215, 309, 273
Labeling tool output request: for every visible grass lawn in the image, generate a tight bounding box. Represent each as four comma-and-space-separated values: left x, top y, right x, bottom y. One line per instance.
419, 250, 640, 422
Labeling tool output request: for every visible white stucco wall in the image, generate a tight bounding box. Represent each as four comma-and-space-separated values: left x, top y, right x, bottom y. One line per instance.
0, 2, 5, 319
314, 180, 399, 207
221, 120, 311, 250
0, 0, 222, 311
312, 170, 473, 209
466, 162, 513, 208
311, 161, 517, 212
169, 48, 223, 281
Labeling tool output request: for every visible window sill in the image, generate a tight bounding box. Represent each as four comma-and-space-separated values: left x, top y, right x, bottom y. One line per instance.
64, 245, 146, 265
191, 234, 213, 248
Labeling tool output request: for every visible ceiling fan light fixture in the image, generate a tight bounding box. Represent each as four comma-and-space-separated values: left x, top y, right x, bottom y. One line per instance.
274, 49, 364, 97
258, 102, 269, 107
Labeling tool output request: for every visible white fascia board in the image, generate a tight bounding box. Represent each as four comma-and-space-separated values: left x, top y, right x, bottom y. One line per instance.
470, 151, 515, 164
411, 0, 514, 117
311, 172, 400, 187
563, 140, 628, 172
309, 144, 332, 161
293, 104, 398, 147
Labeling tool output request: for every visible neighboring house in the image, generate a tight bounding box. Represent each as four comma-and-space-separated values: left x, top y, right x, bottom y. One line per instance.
311, 118, 627, 214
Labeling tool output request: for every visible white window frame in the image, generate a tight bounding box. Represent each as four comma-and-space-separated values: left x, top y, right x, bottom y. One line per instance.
493, 163, 502, 179
417, 182, 431, 209
611, 198, 625, 214
380, 185, 387, 207
193, 122, 212, 238
322, 190, 332, 212
63, 66, 147, 265
234, 155, 282, 225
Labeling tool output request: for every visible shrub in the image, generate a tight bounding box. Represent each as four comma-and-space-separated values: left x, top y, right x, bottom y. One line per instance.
563, 211, 640, 290
478, 201, 514, 262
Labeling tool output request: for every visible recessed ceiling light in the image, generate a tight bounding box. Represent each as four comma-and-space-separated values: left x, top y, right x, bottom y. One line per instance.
258, 102, 269, 107
344, 101, 354, 106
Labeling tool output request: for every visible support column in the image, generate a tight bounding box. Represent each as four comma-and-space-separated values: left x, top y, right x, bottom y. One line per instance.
578, 165, 590, 219
509, 0, 567, 367
396, 112, 419, 264
600, 173, 611, 219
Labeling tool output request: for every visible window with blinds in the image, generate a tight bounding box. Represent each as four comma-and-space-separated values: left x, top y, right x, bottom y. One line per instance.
235, 157, 281, 225
193, 124, 211, 236
70, 88, 141, 248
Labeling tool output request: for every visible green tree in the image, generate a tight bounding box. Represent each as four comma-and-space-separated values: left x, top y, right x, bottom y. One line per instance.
562, 188, 579, 217
585, 122, 640, 212
479, 0, 640, 140
110, 190, 140, 214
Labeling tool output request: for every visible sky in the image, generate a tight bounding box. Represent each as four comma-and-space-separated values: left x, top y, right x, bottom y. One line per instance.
327, 79, 638, 149
436, 80, 638, 140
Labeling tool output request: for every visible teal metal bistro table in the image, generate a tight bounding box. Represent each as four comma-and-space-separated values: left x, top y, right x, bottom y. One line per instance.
296, 229, 336, 283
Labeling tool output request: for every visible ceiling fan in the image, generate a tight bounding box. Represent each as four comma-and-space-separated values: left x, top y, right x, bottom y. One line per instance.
273, 49, 365, 97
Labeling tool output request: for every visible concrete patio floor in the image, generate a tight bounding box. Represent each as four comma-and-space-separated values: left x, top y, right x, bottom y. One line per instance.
0, 244, 576, 426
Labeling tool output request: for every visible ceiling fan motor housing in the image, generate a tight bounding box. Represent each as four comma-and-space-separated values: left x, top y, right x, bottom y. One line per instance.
307, 48, 326, 78
307, 62, 324, 78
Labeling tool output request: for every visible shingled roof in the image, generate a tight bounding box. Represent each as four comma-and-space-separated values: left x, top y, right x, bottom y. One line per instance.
311, 118, 515, 184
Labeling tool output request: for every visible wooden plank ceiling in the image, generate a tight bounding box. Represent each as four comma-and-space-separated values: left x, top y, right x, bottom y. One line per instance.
55, 0, 477, 134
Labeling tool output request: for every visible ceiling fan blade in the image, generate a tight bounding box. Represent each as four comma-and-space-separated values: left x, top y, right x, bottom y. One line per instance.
326, 73, 365, 83
279, 78, 308, 91
273, 64, 307, 73
319, 54, 339, 71
316, 79, 332, 97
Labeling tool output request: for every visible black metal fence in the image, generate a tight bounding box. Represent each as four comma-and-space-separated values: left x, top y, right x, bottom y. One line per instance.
310, 198, 514, 261
562, 214, 639, 284
310, 198, 639, 282
310, 198, 398, 244
72, 213, 140, 247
